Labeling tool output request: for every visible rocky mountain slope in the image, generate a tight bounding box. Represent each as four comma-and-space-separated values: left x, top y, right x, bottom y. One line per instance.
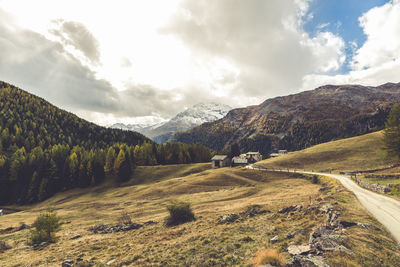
111, 103, 232, 143
172, 83, 400, 153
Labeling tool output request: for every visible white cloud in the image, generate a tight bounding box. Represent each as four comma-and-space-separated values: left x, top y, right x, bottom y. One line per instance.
302, 0, 400, 91
164, 0, 345, 100
0, 0, 349, 126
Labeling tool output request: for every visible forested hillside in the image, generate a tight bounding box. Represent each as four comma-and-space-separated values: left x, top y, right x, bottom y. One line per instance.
0, 82, 210, 204
172, 83, 399, 153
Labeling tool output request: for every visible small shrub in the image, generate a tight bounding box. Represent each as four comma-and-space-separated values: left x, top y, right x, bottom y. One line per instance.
165, 201, 195, 226
312, 175, 319, 184
29, 208, 61, 245
118, 211, 132, 225
252, 248, 286, 267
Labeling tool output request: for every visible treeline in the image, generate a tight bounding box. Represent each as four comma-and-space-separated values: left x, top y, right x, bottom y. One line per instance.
0, 82, 211, 204
0, 142, 210, 204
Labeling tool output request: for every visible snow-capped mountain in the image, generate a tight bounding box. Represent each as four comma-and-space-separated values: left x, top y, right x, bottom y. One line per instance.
110, 103, 232, 143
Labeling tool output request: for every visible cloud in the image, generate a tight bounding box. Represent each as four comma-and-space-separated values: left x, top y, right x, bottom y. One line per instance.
162, 0, 345, 98
50, 20, 101, 65
0, 11, 118, 113
302, 0, 400, 90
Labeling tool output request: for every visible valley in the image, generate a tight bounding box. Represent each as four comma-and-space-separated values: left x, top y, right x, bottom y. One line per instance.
1, 165, 400, 266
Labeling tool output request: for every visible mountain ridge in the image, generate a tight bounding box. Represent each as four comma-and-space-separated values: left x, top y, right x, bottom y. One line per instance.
111, 102, 232, 143
171, 82, 400, 153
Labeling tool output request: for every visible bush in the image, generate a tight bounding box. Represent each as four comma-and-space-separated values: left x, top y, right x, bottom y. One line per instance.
29, 208, 61, 245
118, 211, 132, 225
165, 201, 195, 226
252, 248, 286, 267
312, 175, 319, 184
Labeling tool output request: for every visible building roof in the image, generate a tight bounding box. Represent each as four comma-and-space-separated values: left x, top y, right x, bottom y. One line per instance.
211, 155, 228, 161
246, 152, 260, 155
232, 157, 248, 164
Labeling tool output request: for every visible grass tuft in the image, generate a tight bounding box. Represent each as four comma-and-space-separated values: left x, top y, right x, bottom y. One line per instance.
252, 248, 286, 267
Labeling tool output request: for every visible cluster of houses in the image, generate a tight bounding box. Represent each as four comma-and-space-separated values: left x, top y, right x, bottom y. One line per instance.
211, 150, 288, 168
211, 152, 263, 168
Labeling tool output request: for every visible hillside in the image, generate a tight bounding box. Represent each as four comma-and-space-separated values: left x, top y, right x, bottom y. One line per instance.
111, 103, 232, 143
172, 83, 400, 153
0, 81, 211, 205
0, 81, 150, 151
1, 164, 399, 266
257, 131, 395, 172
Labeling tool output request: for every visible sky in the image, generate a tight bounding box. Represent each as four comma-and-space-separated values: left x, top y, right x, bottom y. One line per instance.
0, 0, 399, 126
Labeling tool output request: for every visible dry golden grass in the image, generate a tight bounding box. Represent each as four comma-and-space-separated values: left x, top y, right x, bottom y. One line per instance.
0, 164, 399, 266
252, 248, 286, 266
258, 131, 394, 172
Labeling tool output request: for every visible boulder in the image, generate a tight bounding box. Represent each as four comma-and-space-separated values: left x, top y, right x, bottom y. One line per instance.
339, 221, 357, 228
217, 213, 240, 224
288, 255, 330, 267
287, 245, 312, 255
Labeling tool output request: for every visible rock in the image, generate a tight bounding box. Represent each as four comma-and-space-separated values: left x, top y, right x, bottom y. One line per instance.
107, 259, 116, 265
217, 213, 240, 224
270, 235, 279, 243
319, 203, 333, 214
288, 255, 330, 267
326, 211, 340, 225
278, 205, 302, 214
143, 220, 158, 226
70, 234, 82, 240
288, 244, 312, 255
339, 221, 357, 228
76, 257, 83, 262
357, 222, 380, 230
89, 222, 143, 234
309, 226, 352, 255
62, 260, 74, 267
286, 228, 306, 239
241, 205, 268, 218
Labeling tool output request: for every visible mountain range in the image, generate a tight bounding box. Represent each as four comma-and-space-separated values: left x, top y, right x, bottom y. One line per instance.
171, 83, 400, 153
111, 103, 232, 143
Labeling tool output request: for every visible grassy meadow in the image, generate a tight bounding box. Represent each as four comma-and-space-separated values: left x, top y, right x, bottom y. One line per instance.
258, 131, 394, 172
0, 164, 399, 266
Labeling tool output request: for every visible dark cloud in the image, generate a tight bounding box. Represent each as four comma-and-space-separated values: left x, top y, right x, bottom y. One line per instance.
50, 20, 101, 65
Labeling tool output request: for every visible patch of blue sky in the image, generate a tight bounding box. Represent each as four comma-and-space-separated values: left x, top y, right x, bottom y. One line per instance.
303, 0, 389, 73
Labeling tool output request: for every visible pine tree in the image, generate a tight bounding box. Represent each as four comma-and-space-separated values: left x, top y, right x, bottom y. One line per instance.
384, 103, 400, 158
113, 150, 131, 182
105, 147, 116, 174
